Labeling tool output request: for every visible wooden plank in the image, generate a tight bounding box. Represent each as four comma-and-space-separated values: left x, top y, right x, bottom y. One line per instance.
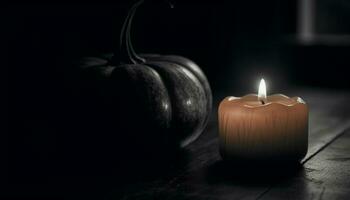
302, 119, 350, 164
298, 89, 350, 163
258, 128, 350, 200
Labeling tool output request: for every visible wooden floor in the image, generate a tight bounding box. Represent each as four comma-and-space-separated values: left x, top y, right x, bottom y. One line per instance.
5, 88, 350, 199
120, 88, 350, 200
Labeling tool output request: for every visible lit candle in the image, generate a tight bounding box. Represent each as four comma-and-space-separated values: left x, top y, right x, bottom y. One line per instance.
218, 79, 308, 162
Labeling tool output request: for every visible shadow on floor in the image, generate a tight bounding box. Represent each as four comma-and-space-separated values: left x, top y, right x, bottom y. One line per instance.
206, 160, 305, 186
6, 148, 191, 200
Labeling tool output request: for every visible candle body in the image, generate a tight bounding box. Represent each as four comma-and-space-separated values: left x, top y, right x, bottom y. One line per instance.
218, 94, 308, 162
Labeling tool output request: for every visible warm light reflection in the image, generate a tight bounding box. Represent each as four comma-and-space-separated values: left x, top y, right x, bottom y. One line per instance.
258, 78, 267, 103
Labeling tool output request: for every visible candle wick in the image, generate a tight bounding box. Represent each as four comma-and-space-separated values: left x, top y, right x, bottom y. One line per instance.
261, 100, 265, 105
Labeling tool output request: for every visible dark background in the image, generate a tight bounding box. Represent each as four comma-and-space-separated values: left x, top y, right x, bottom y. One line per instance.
5, 0, 350, 198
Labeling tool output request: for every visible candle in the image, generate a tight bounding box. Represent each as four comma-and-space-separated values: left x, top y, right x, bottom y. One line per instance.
218, 79, 308, 162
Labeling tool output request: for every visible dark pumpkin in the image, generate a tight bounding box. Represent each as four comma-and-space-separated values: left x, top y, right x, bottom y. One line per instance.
78, 0, 212, 156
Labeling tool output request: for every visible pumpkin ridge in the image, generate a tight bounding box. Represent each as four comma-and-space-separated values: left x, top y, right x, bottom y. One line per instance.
142, 54, 212, 144
145, 61, 207, 147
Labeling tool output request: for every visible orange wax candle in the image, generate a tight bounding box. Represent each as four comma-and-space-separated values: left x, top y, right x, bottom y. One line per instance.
218, 79, 308, 162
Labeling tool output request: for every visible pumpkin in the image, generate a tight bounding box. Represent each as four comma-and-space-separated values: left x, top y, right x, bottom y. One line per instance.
78, 0, 212, 154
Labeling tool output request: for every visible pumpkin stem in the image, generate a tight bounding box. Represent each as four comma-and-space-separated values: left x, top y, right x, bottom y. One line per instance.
116, 0, 174, 64
126, 1, 146, 64
118, 0, 145, 64
126, 0, 174, 61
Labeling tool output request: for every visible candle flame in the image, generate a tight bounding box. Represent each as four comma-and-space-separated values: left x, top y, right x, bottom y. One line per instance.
258, 78, 267, 103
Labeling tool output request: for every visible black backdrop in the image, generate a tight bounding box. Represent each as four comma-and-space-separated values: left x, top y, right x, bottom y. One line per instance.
6, 0, 350, 93
5, 0, 350, 196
